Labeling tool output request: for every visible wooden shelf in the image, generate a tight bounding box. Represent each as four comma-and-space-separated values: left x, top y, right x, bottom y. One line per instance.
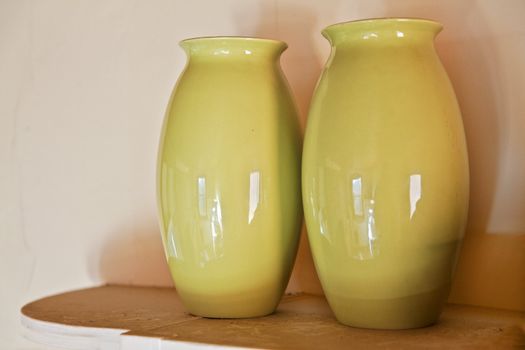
21, 285, 525, 349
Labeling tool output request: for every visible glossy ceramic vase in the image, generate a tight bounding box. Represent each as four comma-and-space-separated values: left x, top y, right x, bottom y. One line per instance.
157, 37, 302, 318
302, 19, 469, 329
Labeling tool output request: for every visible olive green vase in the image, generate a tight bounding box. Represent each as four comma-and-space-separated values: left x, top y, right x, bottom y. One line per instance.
157, 37, 302, 318
302, 19, 469, 329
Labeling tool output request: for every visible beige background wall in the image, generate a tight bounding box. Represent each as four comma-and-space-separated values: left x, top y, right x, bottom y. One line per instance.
1, 0, 524, 348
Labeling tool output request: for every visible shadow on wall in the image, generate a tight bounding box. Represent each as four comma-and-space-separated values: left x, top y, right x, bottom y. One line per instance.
95, 220, 173, 287
95, 1, 525, 310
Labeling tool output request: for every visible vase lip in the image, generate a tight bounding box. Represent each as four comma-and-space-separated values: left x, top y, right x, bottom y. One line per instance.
323, 17, 443, 31
180, 36, 287, 47
179, 36, 288, 58
322, 17, 443, 42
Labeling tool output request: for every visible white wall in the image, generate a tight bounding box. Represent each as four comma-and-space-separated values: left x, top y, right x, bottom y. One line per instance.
1, 0, 525, 348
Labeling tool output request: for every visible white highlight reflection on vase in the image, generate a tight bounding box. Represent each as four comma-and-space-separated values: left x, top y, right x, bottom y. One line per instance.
248, 171, 261, 224
198, 176, 206, 216
409, 174, 422, 219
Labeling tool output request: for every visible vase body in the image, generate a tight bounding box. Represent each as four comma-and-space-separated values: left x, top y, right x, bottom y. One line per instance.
302, 19, 469, 329
157, 37, 302, 318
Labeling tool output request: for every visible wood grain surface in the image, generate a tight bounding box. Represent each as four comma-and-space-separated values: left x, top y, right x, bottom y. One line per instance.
21, 286, 525, 349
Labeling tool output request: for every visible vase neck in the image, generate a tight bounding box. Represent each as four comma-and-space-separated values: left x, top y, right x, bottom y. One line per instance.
180, 37, 287, 61
322, 18, 442, 47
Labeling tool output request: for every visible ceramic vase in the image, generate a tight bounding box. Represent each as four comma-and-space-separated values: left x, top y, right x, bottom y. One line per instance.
302, 19, 469, 329
157, 37, 302, 318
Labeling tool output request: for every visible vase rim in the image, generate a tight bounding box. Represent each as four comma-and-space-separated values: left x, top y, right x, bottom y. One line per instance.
323, 17, 443, 31
179, 36, 288, 57
179, 35, 288, 50
180, 36, 287, 48
322, 17, 443, 44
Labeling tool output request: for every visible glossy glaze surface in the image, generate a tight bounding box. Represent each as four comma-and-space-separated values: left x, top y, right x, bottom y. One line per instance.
302, 19, 470, 329
157, 37, 302, 318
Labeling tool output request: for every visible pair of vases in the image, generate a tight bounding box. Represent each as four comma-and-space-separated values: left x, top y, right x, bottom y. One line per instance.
157, 18, 469, 330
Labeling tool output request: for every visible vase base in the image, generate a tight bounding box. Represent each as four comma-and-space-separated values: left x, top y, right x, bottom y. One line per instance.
329, 287, 448, 330
179, 290, 279, 319
190, 310, 275, 319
